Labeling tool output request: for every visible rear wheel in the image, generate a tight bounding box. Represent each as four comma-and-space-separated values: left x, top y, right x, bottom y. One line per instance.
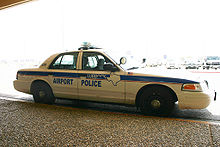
139, 86, 175, 116
31, 81, 55, 104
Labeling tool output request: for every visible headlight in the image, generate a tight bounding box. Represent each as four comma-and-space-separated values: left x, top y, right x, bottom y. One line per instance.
181, 83, 203, 92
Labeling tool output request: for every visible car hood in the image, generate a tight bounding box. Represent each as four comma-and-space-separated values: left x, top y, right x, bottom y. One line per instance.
126, 68, 202, 83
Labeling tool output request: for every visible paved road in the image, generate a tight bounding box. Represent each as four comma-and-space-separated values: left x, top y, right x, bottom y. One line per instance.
0, 98, 220, 146
0, 92, 219, 124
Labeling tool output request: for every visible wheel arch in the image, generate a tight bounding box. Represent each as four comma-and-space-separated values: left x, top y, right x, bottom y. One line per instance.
135, 84, 178, 108
30, 80, 53, 94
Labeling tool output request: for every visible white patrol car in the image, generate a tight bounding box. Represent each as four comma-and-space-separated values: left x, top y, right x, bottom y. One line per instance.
13, 43, 217, 116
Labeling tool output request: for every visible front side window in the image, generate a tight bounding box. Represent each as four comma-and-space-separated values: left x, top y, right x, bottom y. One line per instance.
82, 52, 116, 71
50, 53, 78, 70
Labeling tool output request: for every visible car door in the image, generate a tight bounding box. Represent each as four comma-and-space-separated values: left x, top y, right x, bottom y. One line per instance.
48, 52, 79, 99
78, 51, 125, 103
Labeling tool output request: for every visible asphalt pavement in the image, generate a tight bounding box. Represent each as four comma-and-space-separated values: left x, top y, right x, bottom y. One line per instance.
0, 98, 220, 146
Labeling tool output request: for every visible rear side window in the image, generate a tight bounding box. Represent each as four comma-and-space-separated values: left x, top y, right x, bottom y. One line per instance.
50, 53, 78, 70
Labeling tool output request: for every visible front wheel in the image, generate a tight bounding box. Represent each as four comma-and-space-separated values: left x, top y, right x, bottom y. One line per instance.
31, 81, 55, 104
139, 86, 175, 116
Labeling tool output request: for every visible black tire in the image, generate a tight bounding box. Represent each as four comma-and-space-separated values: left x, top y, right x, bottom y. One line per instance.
139, 86, 175, 116
31, 81, 55, 104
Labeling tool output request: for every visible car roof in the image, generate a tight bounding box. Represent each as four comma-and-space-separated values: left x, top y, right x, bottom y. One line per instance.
60, 49, 105, 54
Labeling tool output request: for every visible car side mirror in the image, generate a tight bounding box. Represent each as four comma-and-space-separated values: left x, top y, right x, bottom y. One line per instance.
103, 63, 118, 72
120, 57, 127, 65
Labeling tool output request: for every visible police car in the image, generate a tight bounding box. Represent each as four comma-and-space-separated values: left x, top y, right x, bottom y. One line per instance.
13, 43, 216, 116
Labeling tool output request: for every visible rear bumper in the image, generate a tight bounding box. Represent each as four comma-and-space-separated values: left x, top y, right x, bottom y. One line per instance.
13, 80, 31, 94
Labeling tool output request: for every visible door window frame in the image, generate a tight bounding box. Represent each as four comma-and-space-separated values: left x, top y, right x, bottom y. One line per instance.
49, 52, 79, 70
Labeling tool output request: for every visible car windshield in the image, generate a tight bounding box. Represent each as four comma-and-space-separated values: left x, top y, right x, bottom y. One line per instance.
104, 50, 142, 71
103, 51, 126, 70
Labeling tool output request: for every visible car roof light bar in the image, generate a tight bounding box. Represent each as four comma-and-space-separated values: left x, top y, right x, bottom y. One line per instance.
78, 42, 102, 50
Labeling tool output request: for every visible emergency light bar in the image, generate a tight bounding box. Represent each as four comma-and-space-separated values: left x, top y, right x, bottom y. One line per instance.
78, 42, 102, 50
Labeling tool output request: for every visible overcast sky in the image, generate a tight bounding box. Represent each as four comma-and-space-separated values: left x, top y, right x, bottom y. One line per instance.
0, 0, 220, 61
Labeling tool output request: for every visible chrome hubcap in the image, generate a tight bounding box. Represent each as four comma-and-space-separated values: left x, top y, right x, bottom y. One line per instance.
151, 99, 161, 109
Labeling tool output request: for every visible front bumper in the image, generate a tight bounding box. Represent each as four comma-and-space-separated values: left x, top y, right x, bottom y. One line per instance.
178, 89, 215, 109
